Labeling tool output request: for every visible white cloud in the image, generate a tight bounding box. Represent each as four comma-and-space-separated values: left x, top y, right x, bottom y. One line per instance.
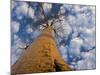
81, 50, 96, 61
11, 21, 20, 33
60, 4, 73, 12
26, 24, 33, 34
80, 27, 96, 48
30, 30, 41, 39
70, 37, 83, 56
13, 34, 26, 49
70, 37, 83, 48
11, 34, 26, 65
26, 24, 41, 40
59, 5, 66, 14
76, 50, 96, 70
76, 60, 86, 70
43, 3, 52, 13
59, 45, 68, 62
11, 0, 17, 9
28, 7, 35, 19
59, 45, 67, 55
15, 2, 29, 16
72, 5, 82, 13
67, 15, 76, 26
90, 6, 95, 15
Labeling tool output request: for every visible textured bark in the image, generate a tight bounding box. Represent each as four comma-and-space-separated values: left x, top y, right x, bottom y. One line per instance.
11, 25, 72, 75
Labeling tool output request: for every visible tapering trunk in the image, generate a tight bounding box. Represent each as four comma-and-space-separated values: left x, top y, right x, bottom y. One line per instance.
11, 26, 72, 75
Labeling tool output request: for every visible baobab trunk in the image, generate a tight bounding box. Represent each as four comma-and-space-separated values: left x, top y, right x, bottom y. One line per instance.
11, 25, 72, 75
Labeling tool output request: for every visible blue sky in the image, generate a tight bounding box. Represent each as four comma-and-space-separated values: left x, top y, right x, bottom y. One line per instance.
11, 1, 96, 70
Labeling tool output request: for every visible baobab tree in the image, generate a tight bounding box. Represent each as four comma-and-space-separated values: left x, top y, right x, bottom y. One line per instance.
11, 2, 72, 75
11, 1, 96, 74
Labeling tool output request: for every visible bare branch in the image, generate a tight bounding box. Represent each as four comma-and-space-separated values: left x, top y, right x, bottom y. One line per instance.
42, 24, 47, 28
39, 3, 49, 24
19, 45, 29, 50
50, 19, 55, 26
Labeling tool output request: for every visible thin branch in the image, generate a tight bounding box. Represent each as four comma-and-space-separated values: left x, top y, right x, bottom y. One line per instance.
19, 45, 29, 50
39, 3, 49, 25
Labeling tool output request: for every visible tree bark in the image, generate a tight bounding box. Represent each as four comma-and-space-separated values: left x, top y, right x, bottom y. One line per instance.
11, 26, 72, 75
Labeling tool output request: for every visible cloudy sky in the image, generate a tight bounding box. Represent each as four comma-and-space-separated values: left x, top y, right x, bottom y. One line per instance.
11, 0, 96, 70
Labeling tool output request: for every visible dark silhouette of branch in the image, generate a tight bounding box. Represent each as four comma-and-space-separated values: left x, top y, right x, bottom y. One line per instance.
80, 46, 96, 52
